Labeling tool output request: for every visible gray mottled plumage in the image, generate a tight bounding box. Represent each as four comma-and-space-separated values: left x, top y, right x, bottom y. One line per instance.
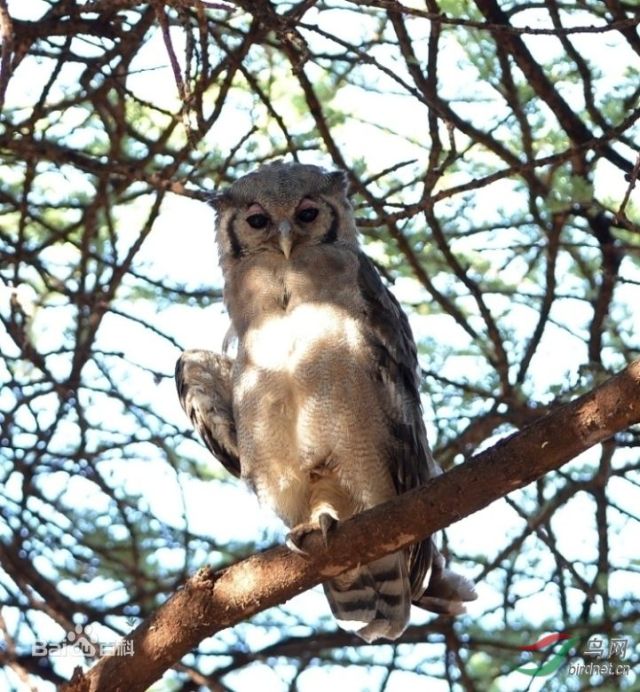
176, 161, 476, 641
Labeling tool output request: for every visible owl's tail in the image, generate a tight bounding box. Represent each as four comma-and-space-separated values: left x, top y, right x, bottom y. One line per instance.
323, 551, 411, 643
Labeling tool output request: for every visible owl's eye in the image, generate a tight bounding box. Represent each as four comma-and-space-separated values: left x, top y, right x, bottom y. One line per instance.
246, 213, 269, 229
296, 207, 319, 224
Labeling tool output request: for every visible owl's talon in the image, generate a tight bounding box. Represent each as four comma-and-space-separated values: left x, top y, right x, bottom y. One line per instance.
286, 514, 337, 555
319, 512, 337, 547
286, 525, 312, 556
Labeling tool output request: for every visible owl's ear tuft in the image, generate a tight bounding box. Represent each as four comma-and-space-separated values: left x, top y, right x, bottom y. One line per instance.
323, 170, 349, 195
210, 190, 232, 211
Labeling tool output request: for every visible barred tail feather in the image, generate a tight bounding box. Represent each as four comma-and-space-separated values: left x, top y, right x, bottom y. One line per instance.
323, 551, 411, 643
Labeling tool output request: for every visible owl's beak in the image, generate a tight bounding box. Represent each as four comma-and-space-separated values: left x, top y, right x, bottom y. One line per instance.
278, 220, 293, 259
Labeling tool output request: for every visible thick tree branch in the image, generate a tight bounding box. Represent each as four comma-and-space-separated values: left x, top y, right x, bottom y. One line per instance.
62, 359, 640, 692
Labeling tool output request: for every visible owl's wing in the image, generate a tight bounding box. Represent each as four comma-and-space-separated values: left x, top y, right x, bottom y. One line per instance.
175, 350, 240, 478
357, 252, 475, 609
356, 251, 439, 490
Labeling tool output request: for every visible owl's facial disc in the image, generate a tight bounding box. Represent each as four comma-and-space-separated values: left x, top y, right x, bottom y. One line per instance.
243, 199, 322, 259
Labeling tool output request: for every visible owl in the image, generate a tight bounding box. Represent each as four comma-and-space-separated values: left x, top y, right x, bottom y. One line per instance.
176, 161, 476, 642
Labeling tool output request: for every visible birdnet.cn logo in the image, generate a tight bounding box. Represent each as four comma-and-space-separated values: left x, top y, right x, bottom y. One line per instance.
515, 632, 631, 678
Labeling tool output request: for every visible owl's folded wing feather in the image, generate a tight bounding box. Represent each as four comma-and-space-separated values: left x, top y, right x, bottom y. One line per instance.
175, 350, 240, 478
356, 251, 438, 490
356, 252, 476, 609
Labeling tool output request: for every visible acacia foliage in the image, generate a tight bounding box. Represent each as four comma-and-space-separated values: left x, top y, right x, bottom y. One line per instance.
0, 1, 639, 690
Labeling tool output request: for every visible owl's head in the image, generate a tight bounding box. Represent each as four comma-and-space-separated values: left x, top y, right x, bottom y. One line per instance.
212, 161, 357, 263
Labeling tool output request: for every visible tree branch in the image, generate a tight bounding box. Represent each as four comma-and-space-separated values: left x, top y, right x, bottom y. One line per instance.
473, 0, 633, 175
60, 359, 640, 692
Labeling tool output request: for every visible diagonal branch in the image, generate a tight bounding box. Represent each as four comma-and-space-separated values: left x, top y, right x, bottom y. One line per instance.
61, 359, 640, 692
473, 0, 634, 175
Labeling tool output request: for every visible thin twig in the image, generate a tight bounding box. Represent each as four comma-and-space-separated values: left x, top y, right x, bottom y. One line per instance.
153, 0, 201, 148
153, 0, 188, 104
616, 151, 640, 224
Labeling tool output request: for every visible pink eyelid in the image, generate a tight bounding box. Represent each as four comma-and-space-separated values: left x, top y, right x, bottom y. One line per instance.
246, 203, 265, 216
297, 198, 318, 211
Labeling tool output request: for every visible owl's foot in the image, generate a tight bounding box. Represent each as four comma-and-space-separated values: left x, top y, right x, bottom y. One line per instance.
286, 512, 337, 556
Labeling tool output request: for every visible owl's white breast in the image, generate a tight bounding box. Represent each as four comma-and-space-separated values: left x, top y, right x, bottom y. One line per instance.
227, 247, 366, 372
227, 250, 391, 528
243, 302, 363, 372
